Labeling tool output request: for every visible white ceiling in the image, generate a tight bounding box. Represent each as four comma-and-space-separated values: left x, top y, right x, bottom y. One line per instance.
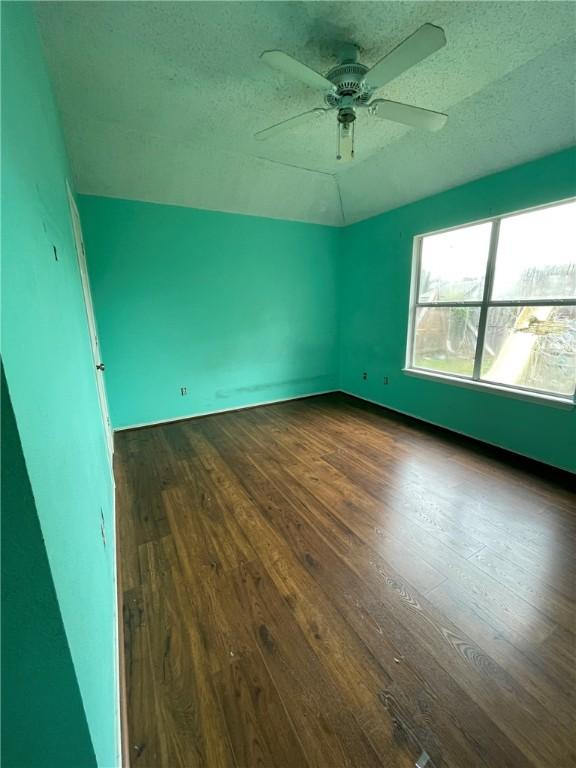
36, 1, 576, 226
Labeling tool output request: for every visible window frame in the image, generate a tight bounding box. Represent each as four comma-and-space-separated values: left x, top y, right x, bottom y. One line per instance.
404, 197, 576, 407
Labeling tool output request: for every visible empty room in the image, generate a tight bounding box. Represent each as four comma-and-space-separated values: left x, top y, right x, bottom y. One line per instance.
2, 1, 575, 767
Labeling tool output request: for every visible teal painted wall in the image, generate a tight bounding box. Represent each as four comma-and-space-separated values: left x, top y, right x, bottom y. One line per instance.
80, 151, 574, 469
1, 5, 118, 766
340, 147, 576, 472
78, 196, 340, 428
1, 366, 97, 768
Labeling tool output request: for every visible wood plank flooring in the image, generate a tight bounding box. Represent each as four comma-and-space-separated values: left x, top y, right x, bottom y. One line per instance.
116, 393, 576, 768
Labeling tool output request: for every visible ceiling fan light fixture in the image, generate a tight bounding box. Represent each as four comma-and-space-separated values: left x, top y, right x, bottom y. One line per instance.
337, 119, 355, 162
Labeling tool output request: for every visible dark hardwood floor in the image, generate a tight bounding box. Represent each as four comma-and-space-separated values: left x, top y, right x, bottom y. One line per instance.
116, 393, 576, 768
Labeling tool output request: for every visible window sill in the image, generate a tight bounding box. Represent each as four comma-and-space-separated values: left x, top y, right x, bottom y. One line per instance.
402, 368, 574, 410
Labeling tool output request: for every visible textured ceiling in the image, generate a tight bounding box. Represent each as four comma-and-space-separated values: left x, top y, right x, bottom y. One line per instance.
36, 1, 576, 226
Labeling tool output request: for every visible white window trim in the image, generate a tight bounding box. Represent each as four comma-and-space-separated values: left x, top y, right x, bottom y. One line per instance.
404, 197, 576, 408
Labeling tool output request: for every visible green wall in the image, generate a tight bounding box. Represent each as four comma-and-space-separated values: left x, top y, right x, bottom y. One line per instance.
80, 151, 574, 470
1, 5, 118, 765
78, 195, 340, 428
1, 367, 97, 768
340, 147, 576, 472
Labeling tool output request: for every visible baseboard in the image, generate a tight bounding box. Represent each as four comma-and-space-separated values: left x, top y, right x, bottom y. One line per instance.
113, 386, 573, 473
113, 477, 130, 768
114, 389, 339, 432
340, 389, 574, 475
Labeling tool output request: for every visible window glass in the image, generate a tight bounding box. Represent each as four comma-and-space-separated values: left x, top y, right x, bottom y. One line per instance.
418, 222, 492, 302
413, 306, 481, 377
492, 202, 576, 300
481, 305, 576, 397
409, 200, 576, 400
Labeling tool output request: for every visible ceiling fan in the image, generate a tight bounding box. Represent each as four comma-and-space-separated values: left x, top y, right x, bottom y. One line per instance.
256, 23, 448, 161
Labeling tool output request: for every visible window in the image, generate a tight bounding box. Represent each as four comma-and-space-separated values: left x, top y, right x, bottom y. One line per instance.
406, 199, 576, 402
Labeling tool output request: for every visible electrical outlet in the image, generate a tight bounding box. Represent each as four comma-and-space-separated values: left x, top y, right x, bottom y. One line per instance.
383, 376, 389, 385
180, 386, 188, 396
362, 372, 367, 380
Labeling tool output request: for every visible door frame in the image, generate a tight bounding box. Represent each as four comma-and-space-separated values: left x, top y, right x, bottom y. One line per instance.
66, 182, 114, 462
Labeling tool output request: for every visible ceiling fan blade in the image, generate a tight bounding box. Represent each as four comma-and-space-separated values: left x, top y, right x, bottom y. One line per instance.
368, 99, 447, 131
255, 108, 330, 141
364, 24, 446, 90
261, 50, 334, 92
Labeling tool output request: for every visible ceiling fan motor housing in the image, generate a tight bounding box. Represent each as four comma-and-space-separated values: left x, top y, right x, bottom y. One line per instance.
325, 61, 372, 108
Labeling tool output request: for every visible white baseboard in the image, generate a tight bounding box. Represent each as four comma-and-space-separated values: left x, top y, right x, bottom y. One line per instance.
114, 389, 338, 432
